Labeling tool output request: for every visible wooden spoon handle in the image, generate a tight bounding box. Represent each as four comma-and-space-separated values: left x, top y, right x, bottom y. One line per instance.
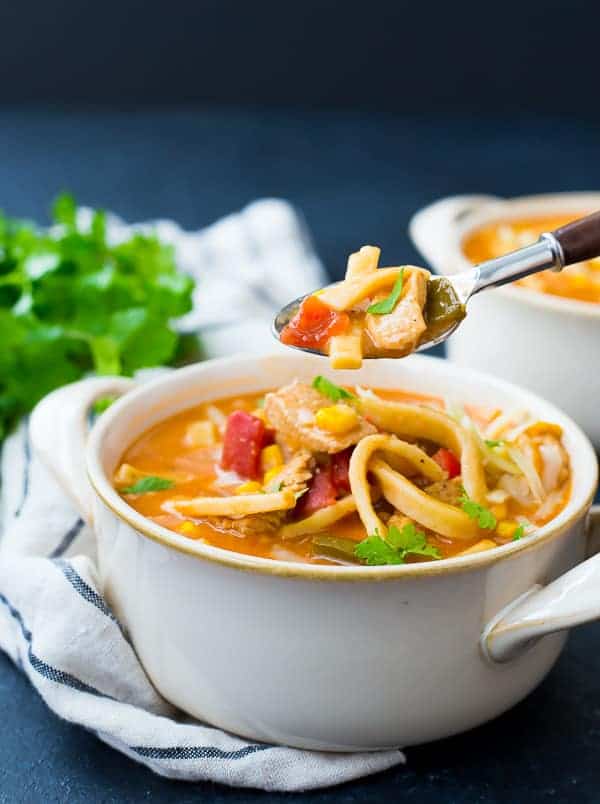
552, 211, 600, 266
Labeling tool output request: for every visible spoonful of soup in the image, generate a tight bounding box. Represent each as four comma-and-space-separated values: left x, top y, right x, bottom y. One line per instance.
273, 210, 600, 368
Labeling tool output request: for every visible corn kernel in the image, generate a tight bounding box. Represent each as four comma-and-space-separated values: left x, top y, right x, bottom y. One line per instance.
496, 520, 520, 539
235, 481, 263, 495
526, 421, 563, 439
178, 521, 197, 535
458, 539, 497, 556
184, 420, 217, 447
260, 444, 283, 473
489, 503, 508, 521
315, 404, 359, 434
263, 466, 282, 487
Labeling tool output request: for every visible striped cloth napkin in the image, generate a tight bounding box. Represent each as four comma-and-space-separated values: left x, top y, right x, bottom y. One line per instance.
0, 200, 405, 791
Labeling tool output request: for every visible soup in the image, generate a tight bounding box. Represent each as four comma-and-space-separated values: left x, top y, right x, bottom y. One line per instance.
280, 245, 464, 368
115, 376, 571, 566
463, 214, 600, 303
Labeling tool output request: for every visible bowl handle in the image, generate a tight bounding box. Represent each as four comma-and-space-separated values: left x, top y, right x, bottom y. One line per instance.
29, 377, 136, 524
408, 194, 500, 272
482, 505, 600, 663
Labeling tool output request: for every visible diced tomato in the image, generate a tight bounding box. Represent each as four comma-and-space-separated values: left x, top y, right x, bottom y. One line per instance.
295, 464, 337, 518
280, 295, 350, 351
432, 447, 461, 479
331, 447, 352, 494
262, 427, 276, 447
221, 410, 268, 479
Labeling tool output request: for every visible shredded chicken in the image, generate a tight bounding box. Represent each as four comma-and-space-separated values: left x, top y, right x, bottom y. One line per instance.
264, 380, 376, 454
424, 477, 463, 506
206, 451, 315, 537
267, 450, 315, 494
498, 474, 533, 507
207, 511, 285, 537
533, 434, 569, 493
365, 268, 428, 354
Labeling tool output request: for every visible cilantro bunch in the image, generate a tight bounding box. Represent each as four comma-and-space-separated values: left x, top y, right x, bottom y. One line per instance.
0, 194, 195, 440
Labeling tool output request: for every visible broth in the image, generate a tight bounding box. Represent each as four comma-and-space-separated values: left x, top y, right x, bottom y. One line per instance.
116, 382, 571, 566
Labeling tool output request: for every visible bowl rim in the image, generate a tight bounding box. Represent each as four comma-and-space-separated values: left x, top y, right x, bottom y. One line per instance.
418, 191, 600, 319
86, 353, 598, 582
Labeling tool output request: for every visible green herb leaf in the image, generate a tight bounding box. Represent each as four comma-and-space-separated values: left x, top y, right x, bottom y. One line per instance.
312, 375, 356, 403
459, 490, 497, 530
0, 194, 195, 441
366, 269, 404, 315
122, 476, 174, 494
52, 193, 77, 227
92, 396, 116, 415
512, 524, 525, 541
484, 439, 504, 449
354, 532, 405, 565
387, 523, 441, 558
354, 524, 441, 565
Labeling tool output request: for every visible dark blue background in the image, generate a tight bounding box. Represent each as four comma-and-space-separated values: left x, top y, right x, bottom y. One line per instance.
1, 0, 600, 121
3, 107, 600, 276
0, 105, 599, 802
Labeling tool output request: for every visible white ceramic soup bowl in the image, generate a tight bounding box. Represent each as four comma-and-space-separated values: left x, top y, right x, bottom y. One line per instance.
30, 352, 600, 752
409, 192, 600, 447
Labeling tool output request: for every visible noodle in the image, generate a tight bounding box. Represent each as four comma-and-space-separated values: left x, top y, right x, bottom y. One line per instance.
318, 266, 417, 311
280, 495, 356, 540
356, 391, 488, 503
369, 459, 480, 540
345, 245, 380, 280
348, 434, 445, 536
171, 489, 296, 518
328, 321, 363, 370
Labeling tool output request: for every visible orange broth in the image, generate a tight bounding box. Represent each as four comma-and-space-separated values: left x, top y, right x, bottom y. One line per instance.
117, 387, 571, 566
463, 214, 600, 304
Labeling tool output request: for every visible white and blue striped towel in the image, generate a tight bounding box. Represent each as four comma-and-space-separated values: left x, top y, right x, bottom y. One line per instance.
0, 201, 405, 791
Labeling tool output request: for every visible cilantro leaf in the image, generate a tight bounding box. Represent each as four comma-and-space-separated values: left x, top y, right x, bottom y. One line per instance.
122, 476, 174, 494
312, 375, 356, 403
52, 193, 77, 227
354, 524, 441, 565
354, 533, 405, 565
459, 490, 497, 530
512, 524, 525, 541
387, 523, 441, 558
366, 270, 404, 315
92, 396, 116, 415
386, 522, 423, 551
484, 439, 504, 449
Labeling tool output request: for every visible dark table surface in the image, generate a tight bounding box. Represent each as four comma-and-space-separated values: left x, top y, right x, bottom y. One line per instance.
1, 105, 599, 803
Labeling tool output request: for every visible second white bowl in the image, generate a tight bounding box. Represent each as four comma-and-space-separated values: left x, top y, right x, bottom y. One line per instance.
409, 193, 600, 446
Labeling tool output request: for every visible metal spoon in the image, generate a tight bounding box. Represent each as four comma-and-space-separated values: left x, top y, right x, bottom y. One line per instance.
273, 210, 600, 357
